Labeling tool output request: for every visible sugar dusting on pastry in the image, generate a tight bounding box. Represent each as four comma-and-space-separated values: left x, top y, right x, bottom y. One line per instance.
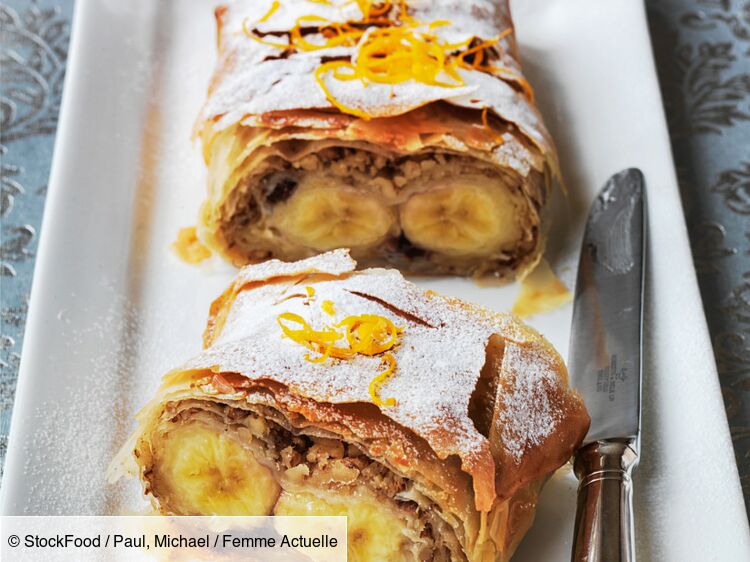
234, 248, 356, 286
496, 342, 562, 461
276, 307, 403, 405
201, 0, 555, 168
184, 250, 575, 475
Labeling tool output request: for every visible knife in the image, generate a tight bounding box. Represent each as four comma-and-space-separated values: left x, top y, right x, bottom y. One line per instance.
569, 168, 646, 562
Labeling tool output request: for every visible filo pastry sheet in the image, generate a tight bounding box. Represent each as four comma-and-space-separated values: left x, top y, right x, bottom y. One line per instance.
194, 0, 559, 278
110, 250, 589, 561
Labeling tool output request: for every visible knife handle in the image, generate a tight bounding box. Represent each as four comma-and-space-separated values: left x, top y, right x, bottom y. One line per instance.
571, 439, 638, 562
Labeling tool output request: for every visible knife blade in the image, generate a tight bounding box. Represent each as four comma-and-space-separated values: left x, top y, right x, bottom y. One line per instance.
569, 168, 645, 562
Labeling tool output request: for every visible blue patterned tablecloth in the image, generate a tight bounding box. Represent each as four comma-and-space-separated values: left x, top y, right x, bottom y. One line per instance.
1, 0, 749, 516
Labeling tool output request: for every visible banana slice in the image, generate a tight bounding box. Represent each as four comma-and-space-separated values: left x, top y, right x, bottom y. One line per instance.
152, 423, 280, 515
400, 177, 523, 256
273, 182, 394, 251
274, 490, 411, 562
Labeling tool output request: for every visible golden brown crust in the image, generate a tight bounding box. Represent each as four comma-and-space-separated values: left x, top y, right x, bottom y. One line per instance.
194, 251, 590, 513
193, 0, 558, 279
111, 252, 588, 560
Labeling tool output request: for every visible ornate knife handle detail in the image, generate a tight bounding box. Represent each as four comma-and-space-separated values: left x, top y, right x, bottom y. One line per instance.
572, 439, 639, 562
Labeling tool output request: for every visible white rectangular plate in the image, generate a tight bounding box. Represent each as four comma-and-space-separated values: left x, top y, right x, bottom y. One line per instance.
2, 0, 749, 559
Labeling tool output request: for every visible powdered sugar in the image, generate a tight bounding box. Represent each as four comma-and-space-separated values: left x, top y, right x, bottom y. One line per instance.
11, 285, 185, 514
201, 0, 553, 161
232, 0, 506, 51
186, 252, 569, 467
234, 248, 356, 285
496, 342, 561, 461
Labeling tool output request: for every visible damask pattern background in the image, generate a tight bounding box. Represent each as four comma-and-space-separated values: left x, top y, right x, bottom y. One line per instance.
0, 0, 72, 473
0, 0, 748, 516
647, 0, 750, 509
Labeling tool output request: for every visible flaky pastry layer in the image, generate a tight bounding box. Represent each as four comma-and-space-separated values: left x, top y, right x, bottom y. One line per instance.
110, 251, 588, 561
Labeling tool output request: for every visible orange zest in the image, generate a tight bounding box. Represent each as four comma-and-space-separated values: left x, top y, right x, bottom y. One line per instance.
322, 300, 336, 315
242, 18, 290, 48
482, 106, 504, 144
277, 309, 403, 406
311, 22, 523, 118
490, 67, 536, 103
290, 16, 364, 51
397, 0, 413, 23
257, 0, 281, 23
354, 0, 395, 20
277, 312, 354, 361
315, 63, 371, 119
314, 20, 469, 118
369, 353, 397, 406
455, 32, 507, 71
338, 314, 401, 355
244, 2, 532, 117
